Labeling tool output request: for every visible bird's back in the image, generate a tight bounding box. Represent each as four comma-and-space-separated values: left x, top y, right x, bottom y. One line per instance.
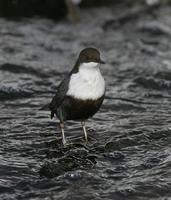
49, 75, 70, 119
49, 47, 105, 121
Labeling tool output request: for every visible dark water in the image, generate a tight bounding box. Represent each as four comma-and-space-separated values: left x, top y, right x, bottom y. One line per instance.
0, 4, 171, 200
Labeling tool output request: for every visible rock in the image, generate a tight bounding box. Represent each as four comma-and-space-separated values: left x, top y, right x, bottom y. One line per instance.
39, 161, 65, 178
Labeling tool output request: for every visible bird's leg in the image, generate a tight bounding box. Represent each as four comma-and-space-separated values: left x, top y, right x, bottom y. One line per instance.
81, 121, 88, 143
59, 122, 66, 146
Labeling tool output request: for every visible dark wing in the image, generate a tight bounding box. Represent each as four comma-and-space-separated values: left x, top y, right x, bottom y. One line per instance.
49, 75, 70, 119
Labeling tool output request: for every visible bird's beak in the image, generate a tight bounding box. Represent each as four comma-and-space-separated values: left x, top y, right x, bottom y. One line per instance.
99, 58, 106, 64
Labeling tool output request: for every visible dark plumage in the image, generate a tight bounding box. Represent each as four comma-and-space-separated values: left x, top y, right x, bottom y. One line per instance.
49, 75, 70, 120
49, 47, 105, 145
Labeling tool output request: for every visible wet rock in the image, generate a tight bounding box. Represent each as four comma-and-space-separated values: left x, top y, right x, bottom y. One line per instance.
46, 149, 65, 159
41, 142, 97, 178
39, 161, 65, 178
58, 157, 80, 171
40, 154, 95, 178
60, 152, 96, 169
67, 148, 89, 158
45, 139, 64, 149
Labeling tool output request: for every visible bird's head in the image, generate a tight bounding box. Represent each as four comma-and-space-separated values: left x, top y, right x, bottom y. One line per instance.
77, 47, 105, 68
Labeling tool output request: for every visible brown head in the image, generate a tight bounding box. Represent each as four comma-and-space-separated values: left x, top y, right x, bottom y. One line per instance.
77, 47, 105, 64
71, 47, 105, 73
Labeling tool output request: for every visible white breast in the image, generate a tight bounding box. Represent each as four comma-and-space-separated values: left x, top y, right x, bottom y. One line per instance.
67, 62, 105, 100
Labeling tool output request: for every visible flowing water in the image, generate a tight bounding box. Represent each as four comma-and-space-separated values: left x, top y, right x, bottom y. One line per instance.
0, 4, 171, 200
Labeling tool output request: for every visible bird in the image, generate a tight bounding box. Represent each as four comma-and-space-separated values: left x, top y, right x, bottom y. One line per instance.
49, 47, 106, 146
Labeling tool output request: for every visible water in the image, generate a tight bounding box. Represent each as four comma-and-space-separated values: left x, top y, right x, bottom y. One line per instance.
0, 4, 171, 200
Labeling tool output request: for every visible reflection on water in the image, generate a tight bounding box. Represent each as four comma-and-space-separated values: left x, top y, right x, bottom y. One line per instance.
0, 4, 171, 200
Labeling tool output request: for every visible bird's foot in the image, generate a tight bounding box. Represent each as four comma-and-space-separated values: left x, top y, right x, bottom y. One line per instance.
62, 138, 68, 147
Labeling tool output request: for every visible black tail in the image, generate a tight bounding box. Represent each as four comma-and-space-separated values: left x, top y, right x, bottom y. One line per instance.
50, 111, 54, 119
49, 102, 55, 119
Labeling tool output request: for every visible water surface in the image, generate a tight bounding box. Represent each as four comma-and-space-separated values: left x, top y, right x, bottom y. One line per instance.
0, 4, 171, 200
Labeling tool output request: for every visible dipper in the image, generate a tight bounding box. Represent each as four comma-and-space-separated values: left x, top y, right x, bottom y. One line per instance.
49, 47, 105, 145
